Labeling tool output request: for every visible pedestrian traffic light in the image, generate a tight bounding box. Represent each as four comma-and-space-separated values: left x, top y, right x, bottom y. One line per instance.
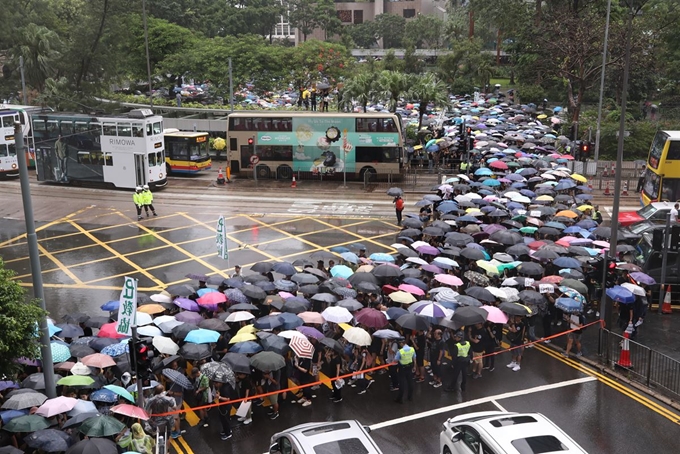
247, 137, 254, 145
465, 126, 472, 137
580, 142, 590, 159
133, 339, 153, 379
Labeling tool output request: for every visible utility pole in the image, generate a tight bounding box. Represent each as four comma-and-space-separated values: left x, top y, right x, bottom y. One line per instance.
19, 57, 28, 105
142, 0, 153, 107
229, 58, 234, 113
594, 0, 612, 164
14, 123, 56, 398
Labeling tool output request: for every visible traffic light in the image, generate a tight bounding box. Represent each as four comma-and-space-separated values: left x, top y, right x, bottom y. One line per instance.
465, 126, 472, 137
133, 338, 153, 379
580, 142, 590, 160
247, 137, 254, 146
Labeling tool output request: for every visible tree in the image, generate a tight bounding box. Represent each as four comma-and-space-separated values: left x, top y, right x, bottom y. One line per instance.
316, 0, 342, 40
374, 14, 406, 49
10, 23, 62, 92
377, 71, 407, 112
341, 73, 376, 112
407, 73, 450, 128
345, 22, 379, 49
0, 259, 47, 378
404, 14, 447, 49
289, 0, 320, 41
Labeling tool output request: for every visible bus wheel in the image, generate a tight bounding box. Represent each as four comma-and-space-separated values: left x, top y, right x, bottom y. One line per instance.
256, 164, 270, 179
165, 162, 172, 176
360, 167, 377, 183
277, 165, 293, 180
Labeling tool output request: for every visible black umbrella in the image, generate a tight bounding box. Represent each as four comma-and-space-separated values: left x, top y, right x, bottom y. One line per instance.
112, 354, 131, 375
311, 293, 337, 304
399, 228, 422, 238
533, 249, 560, 260
318, 337, 344, 354
434, 318, 462, 330
201, 361, 236, 387
241, 285, 266, 300
537, 227, 560, 237
250, 262, 274, 274
25, 429, 71, 452
506, 244, 530, 256
179, 344, 212, 361
560, 279, 589, 295
465, 286, 495, 302
464, 271, 491, 287
402, 218, 424, 229
387, 187, 403, 197
66, 438, 118, 454
228, 302, 259, 312
272, 262, 297, 276
445, 232, 475, 247
355, 282, 380, 293
56, 324, 85, 338
84, 317, 110, 328
455, 295, 483, 307
422, 226, 445, 237
348, 272, 379, 286
452, 306, 488, 325
89, 338, 118, 352
21, 374, 54, 391
592, 226, 611, 239
460, 248, 486, 260
274, 279, 298, 292
258, 333, 290, 355
63, 412, 101, 430
518, 290, 546, 306
222, 278, 244, 288
299, 284, 320, 295
162, 369, 194, 389
402, 268, 422, 278
291, 273, 319, 285
282, 300, 309, 314
250, 351, 286, 372
489, 230, 523, 246
0, 446, 25, 454
172, 323, 198, 340
244, 274, 269, 284
396, 248, 418, 258
292, 259, 314, 268
221, 353, 252, 374
395, 314, 430, 331
517, 262, 544, 277
336, 298, 363, 312
69, 344, 95, 358
372, 265, 403, 279
198, 318, 230, 332
303, 267, 328, 279
499, 302, 532, 316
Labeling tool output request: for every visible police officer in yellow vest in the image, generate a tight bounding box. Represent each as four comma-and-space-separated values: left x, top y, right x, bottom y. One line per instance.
141, 184, 157, 218
133, 186, 144, 221
393, 337, 415, 403
444, 331, 471, 393
460, 161, 468, 173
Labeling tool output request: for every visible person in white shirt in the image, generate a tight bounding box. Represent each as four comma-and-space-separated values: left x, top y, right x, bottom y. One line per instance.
671, 203, 679, 223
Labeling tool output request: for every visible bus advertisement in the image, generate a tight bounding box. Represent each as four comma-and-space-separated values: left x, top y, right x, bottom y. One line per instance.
227, 112, 403, 181
641, 130, 680, 205
163, 129, 212, 174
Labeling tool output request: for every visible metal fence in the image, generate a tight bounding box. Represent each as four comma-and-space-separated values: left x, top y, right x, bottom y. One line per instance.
599, 329, 680, 400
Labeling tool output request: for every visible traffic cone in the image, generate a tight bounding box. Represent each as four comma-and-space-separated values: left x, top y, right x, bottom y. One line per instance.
661, 285, 672, 314
291, 176, 297, 188
216, 168, 225, 185
622, 181, 628, 196
604, 181, 611, 196
616, 324, 633, 368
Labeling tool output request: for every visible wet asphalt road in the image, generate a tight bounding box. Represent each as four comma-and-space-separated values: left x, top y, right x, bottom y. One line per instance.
0, 178, 678, 454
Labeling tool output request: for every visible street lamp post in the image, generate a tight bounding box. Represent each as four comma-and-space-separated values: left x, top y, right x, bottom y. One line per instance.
142, 0, 153, 107
594, 0, 612, 165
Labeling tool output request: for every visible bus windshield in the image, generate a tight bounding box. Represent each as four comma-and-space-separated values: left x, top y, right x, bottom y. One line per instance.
642, 168, 660, 201
648, 131, 668, 169
636, 233, 654, 266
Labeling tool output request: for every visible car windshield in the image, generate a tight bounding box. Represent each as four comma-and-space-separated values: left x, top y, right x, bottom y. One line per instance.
637, 204, 659, 219
511, 435, 568, 454
312, 438, 369, 454
628, 221, 654, 234
636, 233, 654, 265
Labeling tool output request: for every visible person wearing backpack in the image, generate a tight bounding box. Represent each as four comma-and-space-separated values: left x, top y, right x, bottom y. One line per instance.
563, 313, 585, 358
393, 195, 404, 226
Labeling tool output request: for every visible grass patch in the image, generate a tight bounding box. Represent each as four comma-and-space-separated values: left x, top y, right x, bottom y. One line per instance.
489, 78, 513, 88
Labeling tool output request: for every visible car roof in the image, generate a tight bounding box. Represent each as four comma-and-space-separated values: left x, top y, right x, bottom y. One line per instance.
649, 202, 675, 208
446, 411, 586, 453
272, 420, 382, 453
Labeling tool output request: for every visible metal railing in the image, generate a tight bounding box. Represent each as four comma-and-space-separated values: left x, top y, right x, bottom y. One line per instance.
599, 329, 680, 399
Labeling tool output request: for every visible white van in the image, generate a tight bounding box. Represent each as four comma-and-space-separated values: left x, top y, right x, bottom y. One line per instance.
269, 420, 383, 454
440, 411, 588, 454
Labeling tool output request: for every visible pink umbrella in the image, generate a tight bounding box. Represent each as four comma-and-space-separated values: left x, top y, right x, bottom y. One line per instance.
81, 353, 116, 368
111, 403, 150, 420
35, 396, 77, 417
354, 308, 388, 329
434, 274, 464, 287
481, 306, 509, 324
197, 292, 227, 305
593, 240, 610, 249
298, 311, 324, 324
279, 291, 295, 299
398, 284, 425, 296
489, 160, 508, 170
97, 322, 128, 339
289, 336, 314, 359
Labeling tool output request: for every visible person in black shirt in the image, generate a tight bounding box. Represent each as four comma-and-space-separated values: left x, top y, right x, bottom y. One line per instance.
293, 355, 314, 407
324, 348, 343, 402
215, 381, 234, 440
467, 323, 486, 379
506, 316, 526, 372
482, 321, 500, 372
414, 331, 427, 383
429, 329, 444, 388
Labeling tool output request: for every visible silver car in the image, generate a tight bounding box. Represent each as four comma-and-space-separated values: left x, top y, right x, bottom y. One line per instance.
269, 420, 382, 454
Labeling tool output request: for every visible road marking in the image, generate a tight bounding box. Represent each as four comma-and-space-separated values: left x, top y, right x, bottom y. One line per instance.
36, 243, 83, 285
177, 433, 195, 454
368, 376, 596, 430
491, 400, 507, 412
0, 205, 95, 247
288, 202, 374, 215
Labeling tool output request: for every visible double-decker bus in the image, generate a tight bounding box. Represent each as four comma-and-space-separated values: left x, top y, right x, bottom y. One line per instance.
163, 129, 212, 174
32, 109, 167, 189
226, 112, 404, 180
0, 109, 20, 179
641, 130, 680, 205
2, 103, 49, 168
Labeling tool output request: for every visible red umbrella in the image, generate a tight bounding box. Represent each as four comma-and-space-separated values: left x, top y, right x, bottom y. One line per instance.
110, 404, 150, 420
528, 240, 546, 250
97, 323, 127, 339
354, 308, 388, 329
197, 292, 227, 305
540, 275, 563, 285
288, 336, 314, 359
489, 160, 508, 170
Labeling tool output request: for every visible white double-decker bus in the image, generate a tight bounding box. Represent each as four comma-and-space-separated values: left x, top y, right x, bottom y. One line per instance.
32, 109, 167, 189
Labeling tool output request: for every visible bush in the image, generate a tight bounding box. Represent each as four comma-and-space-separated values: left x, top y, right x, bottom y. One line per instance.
450, 79, 476, 97
516, 85, 546, 105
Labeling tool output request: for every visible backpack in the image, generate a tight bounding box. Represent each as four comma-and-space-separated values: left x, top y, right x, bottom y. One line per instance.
396, 198, 404, 210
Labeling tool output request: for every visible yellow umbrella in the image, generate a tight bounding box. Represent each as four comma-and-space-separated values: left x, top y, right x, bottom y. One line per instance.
338, 323, 353, 331
570, 173, 587, 183
137, 304, 165, 315
237, 325, 257, 335
465, 207, 482, 213
537, 114, 548, 119
476, 260, 500, 276
576, 205, 594, 212
535, 195, 554, 202
413, 145, 423, 151
356, 265, 374, 273
555, 210, 579, 218
389, 291, 417, 304
229, 332, 257, 344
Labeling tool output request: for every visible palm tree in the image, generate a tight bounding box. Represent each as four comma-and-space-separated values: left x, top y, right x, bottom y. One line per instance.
377, 71, 407, 113
11, 23, 62, 92
407, 73, 450, 129
341, 73, 376, 113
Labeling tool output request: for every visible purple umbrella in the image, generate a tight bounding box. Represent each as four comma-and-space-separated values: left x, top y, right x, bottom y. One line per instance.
174, 298, 199, 312
296, 326, 325, 340
629, 272, 656, 286
0, 381, 19, 392
421, 264, 443, 274
483, 224, 507, 235
175, 312, 203, 324
416, 245, 440, 256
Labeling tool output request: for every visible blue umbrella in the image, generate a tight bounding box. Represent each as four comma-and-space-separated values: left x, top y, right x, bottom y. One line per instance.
474, 168, 493, 176
100, 300, 119, 312
386, 307, 408, 320
48, 342, 71, 363
330, 246, 350, 253
197, 288, 218, 297
185, 328, 220, 344
369, 253, 394, 263
606, 286, 636, 304
553, 257, 581, 269
554, 180, 576, 191
100, 342, 128, 357
0, 409, 29, 424
483, 179, 501, 187
277, 313, 303, 330
103, 385, 135, 403
229, 341, 262, 354
340, 252, 359, 264
330, 265, 354, 279
558, 288, 587, 305
90, 389, 118, 403
563, 226, 582, 234
555, 297, 583, 314
224, 288, 248, 304
0, 381, 19, 392
457, 215, 481, 223
544, 222, 567, 230
253, 315, 283, 330
43, 321, 61, 337
437, 201, 459, 213
575, 194, 593, 200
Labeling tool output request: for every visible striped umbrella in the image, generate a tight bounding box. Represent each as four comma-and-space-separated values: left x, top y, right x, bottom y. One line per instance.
288, 336, 314, 359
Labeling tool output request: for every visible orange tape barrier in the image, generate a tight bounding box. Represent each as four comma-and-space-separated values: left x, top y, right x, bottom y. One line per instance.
151, 320, 603, 416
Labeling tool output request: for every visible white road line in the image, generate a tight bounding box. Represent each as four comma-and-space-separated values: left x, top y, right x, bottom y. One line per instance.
491, 400, 507, 412
368, 376, 597, 431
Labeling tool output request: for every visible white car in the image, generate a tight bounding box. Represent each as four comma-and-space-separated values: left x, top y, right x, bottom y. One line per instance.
440, 411, 588, 454
269, 420, 382, 454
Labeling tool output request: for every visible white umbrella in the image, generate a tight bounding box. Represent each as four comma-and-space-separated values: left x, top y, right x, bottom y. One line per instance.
134, 312, 153, 326
137, 325, 163, 337
510, 195, 531, 204
410, 241, 429, 250
278, 330, 306, 340
70, 362, 91, 376
343, 327, 371, 346
499, 287, 520, 303
321, 306, 353, 324
406, 257, 428, 266
152, 336, 179, 355
373, 329, 402, 339
621, 282, 645, 297
150, 293, 172, 304
153, 315, 177, 327
226, 311, 255, 322
485, 286, 507, 299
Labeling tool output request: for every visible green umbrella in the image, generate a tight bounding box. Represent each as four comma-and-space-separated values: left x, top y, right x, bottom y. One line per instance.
57, 376, 95, 387
4, 414, 51, 432
79, 415, 125, 437
519, 226, 537, 234
103, 385, 134, 403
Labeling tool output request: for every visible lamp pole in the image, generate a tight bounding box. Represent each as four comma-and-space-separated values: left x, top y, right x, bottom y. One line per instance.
142, 0, 153, 107
593, 0, 612, 165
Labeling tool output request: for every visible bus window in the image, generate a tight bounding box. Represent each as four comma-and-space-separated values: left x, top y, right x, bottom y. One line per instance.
104, 153, 114, 166
8, 143, 16, 157
103, 122, 116, 136
132, 123, 144, 137
2, 115, 15, 128
643, 169, 660, 200
648, 132, 667, 169
149, 152, 157, 166
381, 118, 397, 132
33, 120, 46, 138
118, 123, 132, 137
78, 151, 91, 164
661, 178, 680, 202
356, 147, 386, 162
153, 122, 162, 135
75, 122, 89, 135
0, 144, 6, 157
356, 118, 378, 132
60, 120, 74, 137
156, 151, 163, 165
47, 120, 59, 138
667, 141, 680, 161
253, 118, 273, 131
256, 145, 292, 160
146, 124, 153, 136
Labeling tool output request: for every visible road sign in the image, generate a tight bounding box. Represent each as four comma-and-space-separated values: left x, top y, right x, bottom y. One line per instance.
250, 155, 260, 165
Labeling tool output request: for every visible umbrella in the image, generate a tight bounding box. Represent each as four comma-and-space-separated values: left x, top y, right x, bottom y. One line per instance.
629, 272, 655, 286
221, 353, 252, 375
395, 313, 431, 331
152, 336, 180, 355
4, 414, 51, 432
272, 262, 297, 276
81, 353, 116, 369
342, 327, 372, 346
172, 323, 199, 340
200, 362, 236, 387
297, 326, 325, 340
49, 342, 72, 363
68, 399, 98, 417
354, 308, 388, 329
373, 329, 402, 339
35, 396, 77, 418
229, 341, 263, 354
277, 312, 304, 329
0, 446, 25, 454
388, 291, 417, 305
434, 274, 464, 286
480, 306, 508, 324
103, 385, 134, 403
179, 343, 212, 360
174, 297, 199, 311
321, 306, 353, 323
66, 438, 118, 454
606, 286, 636, 304
250, 351, 286, 371
464, 271, 491, 287
25, 429, 72, 452
89, 389, 117, 404
225, 311, 256, 322
100, 342, 128, 357
336, 298, 363, 312
250, 262, 274, 273
387, 187, 403, 197
499, 302, 533, 316
96, 323, 127, 339
63, 412, 100, 430
57, 376, 95, 387
22, 374, 56, 391
253, 315, 284, 330
185, 328, 221, 344
79, 415, 126, 437
56, 324, 85, 338
555, 297, 583, 314
289, 336, 314, 358
241, 285, 267, 300
110, 404, 149, 420
452, 306, 488, 325
297, 311, 325, 325
560, 279, 588, 295
412, 302, 450, 318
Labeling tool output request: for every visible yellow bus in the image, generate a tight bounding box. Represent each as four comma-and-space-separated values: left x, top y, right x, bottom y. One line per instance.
226, 112, 404, 180
641, 130, 680, 205
163, 130, 212, 174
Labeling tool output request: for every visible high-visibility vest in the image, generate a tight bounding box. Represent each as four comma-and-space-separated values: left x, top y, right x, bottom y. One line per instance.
133, 192, 143, 206
398, 346, 415, 365
460, 162, 468, 171
142, 190, 153, 204
456, 341, 470, 358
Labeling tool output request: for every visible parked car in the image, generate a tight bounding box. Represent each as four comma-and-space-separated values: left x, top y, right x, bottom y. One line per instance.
440, 411, 588, 454
269, 420, 382, 454
618, 202, 675, 227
